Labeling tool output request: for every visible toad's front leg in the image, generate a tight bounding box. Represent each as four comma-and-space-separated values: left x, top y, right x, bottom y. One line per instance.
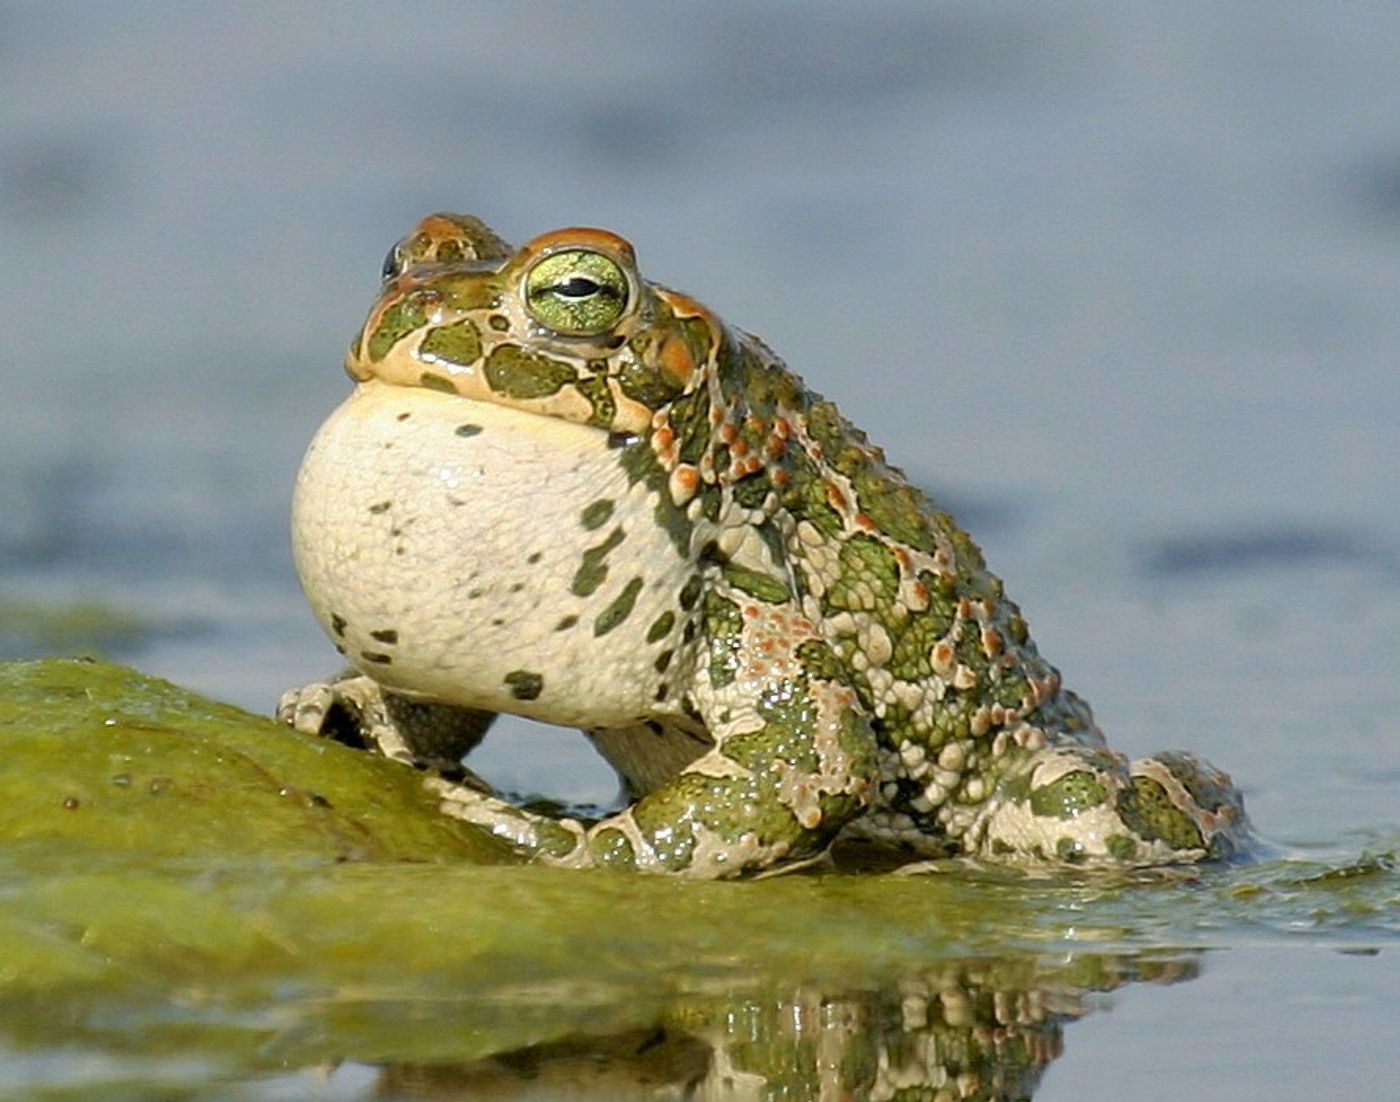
278, 673, 495, 778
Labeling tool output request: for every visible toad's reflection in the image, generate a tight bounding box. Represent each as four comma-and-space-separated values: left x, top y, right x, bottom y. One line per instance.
352, 951, 1199, 1100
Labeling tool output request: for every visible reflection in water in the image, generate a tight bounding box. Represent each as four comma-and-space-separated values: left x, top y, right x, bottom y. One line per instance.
358, 952, 1198, 1100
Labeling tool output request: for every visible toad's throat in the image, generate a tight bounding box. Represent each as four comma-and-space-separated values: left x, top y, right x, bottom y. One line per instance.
292, 380, 691, 729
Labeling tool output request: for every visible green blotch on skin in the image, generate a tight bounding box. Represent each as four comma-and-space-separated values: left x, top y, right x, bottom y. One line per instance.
998, 767, 1034, 806
533, 817, 586, 859
571, 527, 626, 598
731, 471, 772, 509
594, 577, 644, 637
795, 639, 843, 682
419, 372, 458, 394
630, 788, 697, 872
846, 667, 877, 714
503, 670, 544, 701
703, 591, 744, 689
1154, 750, 1238, 816
725, 683, 821, 773
736, 340, 805, 412
617, 355, 685, 410
402, 217, 509, 265
852, 471, 935, 553
580, 500, 615, 531
804, 400, 871, 480
1118, 776, 1206, 851
646, 610, 676, 644
433, 239, 465, 263
484, 344, 577, 399
948, 525, 990, 581
822, 534, 899, 614
678, 316, 718, 373
1105, 834, 1140, 861
677, 575, 704, 612
667, 388, 712, 466
418, 319, 482, 368
780, 456, 845, 539
836, 709, 879, 778
718, 338, 781, 412
888, 608, 950, 682
454, 424, 483, 437
1030, 772, 1109, 820
436, 273, 501, 312
953, 626, 989, 685
366, 294, 429, 362
575, 372, 617, 429
590, 827, 636, 870
631, 772, 811, 874
720, 563, 791, 605
995, 672, 1031, 711
698, 485, 722, 525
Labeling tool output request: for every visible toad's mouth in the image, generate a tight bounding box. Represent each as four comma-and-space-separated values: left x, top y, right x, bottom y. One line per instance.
345, 337, 658, 438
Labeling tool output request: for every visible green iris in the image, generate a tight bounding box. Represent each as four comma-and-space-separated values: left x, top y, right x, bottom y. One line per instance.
524, 249, 630, 336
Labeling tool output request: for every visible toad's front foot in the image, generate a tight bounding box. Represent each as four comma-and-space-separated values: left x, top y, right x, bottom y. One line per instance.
277, 674, 495, 781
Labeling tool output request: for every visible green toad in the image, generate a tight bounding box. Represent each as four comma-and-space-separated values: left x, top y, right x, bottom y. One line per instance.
279, 213, 1251, 877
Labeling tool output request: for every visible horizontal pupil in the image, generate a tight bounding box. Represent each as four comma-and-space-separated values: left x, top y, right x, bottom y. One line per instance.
544, 276, 625, 303
551, 273, 596, 295
554, 277, 601, 299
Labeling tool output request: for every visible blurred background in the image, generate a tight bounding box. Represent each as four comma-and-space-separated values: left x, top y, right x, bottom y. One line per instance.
1, 3, 1397, 1097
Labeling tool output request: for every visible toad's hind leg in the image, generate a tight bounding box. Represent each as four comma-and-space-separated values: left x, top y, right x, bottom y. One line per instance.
569, 578, 880, 876
973, 739, 1251, 865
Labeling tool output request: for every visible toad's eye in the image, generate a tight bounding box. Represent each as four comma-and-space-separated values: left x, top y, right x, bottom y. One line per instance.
524, 249, 630, 336
381, 242, 406, 283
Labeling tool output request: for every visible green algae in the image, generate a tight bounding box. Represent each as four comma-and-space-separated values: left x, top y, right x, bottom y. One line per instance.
0, 659, 1394, 1099
0, 658, 513, 865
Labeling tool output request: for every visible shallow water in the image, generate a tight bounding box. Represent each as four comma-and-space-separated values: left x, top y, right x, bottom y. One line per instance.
1, 2, 1397, 1097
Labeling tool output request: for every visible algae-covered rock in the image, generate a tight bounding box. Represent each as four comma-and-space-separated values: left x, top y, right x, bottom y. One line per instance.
0, 658, 512, 864
0, 659, 1389, 1100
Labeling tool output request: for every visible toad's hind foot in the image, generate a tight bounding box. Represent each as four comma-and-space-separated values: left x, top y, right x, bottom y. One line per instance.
1122, 751, 1251, 861
974, 745, 1250, 867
